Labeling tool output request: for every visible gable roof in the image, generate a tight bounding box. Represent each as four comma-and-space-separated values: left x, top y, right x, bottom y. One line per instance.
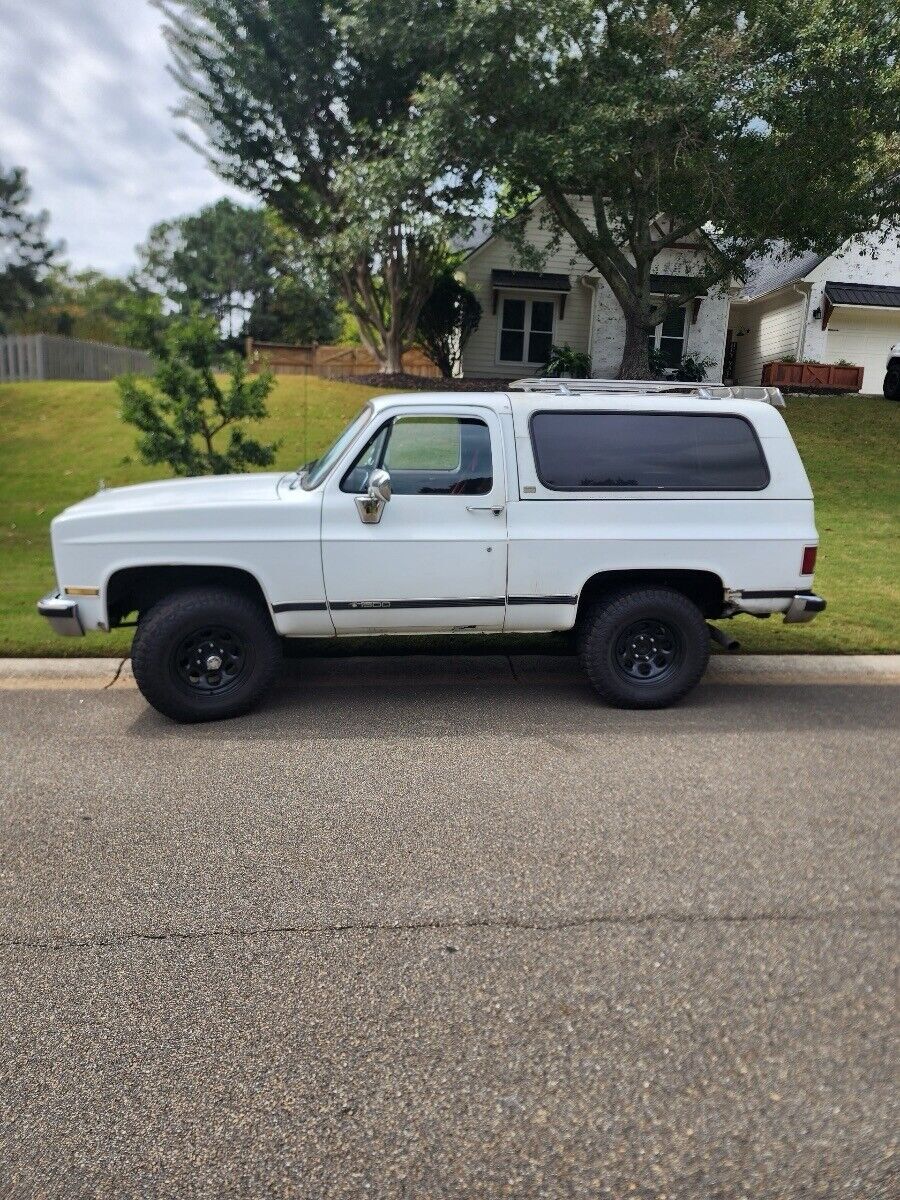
738, 244, 825, 300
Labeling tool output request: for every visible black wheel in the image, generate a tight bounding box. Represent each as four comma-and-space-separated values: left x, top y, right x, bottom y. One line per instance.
578, 587, 710, 709
131, 587, 281, 723
883, 367, 900, 401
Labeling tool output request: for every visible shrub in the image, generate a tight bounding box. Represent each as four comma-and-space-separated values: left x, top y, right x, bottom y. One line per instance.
542, 344, 592, 378
118, 312, 279, 476
416, 273, 482, 378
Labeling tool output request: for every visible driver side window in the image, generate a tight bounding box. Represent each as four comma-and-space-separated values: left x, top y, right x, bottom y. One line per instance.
340, 416, 492, 496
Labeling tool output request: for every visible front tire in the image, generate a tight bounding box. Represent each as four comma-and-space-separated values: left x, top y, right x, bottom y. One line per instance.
883, 367, 900, 401
131, 587, 282, 723
578, 587, 710, 709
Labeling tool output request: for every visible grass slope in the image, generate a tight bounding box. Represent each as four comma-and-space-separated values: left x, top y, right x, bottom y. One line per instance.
0, 378, 897, 655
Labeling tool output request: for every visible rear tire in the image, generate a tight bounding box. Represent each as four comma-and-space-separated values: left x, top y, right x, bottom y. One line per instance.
578, 587, 709, 709
131, 586, 281, 723
883, 367, 900, 401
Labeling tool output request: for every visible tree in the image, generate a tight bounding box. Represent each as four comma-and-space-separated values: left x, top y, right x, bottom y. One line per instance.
0, 161, 61, 330
119, 312, 278, 476
13, 266, 162, 346
135, 199, 339, 344
416, 0, 899, 377
157, 1, 479, 372
416, 273, 482, 378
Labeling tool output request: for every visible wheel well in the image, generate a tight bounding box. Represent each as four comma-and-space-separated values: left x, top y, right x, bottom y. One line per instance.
106, 565, 270, 628
576, 569, 725, 622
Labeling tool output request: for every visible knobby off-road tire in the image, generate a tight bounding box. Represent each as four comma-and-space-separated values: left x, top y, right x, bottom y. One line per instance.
131, 586, 282, 723
578, 586, 710, 709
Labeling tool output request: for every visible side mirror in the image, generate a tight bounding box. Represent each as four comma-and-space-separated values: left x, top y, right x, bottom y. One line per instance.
355, 467, 391, 524
367, 468, 392, 503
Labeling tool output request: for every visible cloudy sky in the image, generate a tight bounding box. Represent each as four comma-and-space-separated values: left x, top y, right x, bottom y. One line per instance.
0, 0, 246, 275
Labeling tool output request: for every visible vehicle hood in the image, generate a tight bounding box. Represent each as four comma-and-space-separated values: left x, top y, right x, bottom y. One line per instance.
59, 472, 285, 518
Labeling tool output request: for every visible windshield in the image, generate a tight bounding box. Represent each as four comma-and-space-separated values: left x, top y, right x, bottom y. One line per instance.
302, 406, 373, 489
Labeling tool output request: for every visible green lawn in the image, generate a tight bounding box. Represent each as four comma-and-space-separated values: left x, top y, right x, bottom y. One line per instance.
0, 379, 897, 656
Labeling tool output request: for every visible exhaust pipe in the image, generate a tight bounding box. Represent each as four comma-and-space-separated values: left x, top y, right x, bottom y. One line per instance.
707, 623, 741, 653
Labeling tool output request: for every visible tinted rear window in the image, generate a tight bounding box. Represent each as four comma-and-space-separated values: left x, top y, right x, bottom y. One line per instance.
529, 411, 769, 491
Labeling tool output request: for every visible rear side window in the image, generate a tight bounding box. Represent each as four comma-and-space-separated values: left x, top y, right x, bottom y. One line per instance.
529, 411, 769, 491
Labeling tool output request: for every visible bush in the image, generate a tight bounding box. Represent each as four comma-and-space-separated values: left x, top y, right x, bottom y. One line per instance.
416, 273, 482, 378
118, 312, 279, 476
542, 343, 592, 378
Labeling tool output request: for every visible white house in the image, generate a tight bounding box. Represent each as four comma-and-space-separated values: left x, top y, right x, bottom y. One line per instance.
457, 198, 732, 381
457, 198, 900, 392
729, 235, 900, 393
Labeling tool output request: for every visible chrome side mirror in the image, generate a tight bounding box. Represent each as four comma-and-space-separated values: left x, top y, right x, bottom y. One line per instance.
355, 468, 391, 524
368, 468, 391, 503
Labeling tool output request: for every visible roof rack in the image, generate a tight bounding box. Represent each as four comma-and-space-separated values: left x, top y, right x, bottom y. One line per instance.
508, 378, 786, 408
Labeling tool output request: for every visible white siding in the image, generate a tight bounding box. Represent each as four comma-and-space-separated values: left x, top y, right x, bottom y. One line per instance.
732, 231, 900, 387
592, 246, 730, 382
459, 198, 596, 378
460, 198, 731, 381
801, 233, 900, 376
732, 292, 806, 386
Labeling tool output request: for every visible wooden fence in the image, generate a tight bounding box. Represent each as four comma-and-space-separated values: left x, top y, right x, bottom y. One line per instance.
245, 338, 439, 379
0, 334, 153, 382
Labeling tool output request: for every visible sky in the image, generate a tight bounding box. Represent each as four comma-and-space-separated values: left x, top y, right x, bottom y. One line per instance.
0, 0, 246, 276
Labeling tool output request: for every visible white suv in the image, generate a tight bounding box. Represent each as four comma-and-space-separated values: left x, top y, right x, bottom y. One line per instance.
38, 379, 825, 722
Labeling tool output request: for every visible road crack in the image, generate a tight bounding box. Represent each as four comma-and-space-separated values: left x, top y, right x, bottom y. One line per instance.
2, 908, 895, 954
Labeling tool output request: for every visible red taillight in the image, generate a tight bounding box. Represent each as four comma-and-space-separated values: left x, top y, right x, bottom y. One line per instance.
801, 545, 817, 575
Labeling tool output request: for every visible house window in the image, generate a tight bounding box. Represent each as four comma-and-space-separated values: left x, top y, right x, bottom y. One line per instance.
498, 296, 555, 365
648, 305, 688, 367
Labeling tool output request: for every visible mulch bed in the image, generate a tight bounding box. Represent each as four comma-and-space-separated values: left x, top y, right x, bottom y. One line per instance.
336, 372, 517, 391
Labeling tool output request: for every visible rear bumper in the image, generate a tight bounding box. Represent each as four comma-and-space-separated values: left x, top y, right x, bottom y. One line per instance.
36, 591, 84, 637
784, 592, 827, 624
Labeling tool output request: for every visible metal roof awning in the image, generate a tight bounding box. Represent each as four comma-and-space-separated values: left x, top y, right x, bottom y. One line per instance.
823, 280, 900, 308
490, 270, 572, 316
649, 274, 707, 296
491, 269, 571, 292
821, 280, 900, 328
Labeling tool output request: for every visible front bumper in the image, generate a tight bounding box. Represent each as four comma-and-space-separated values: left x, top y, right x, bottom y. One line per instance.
37, 591, 84, 637
783, 592, 827, 624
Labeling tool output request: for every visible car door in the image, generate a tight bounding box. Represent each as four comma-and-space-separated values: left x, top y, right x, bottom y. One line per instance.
321, 406, 508, 632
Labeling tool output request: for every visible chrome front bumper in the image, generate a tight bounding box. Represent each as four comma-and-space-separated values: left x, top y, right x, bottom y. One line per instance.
37, 591, 84, 637
783, 592, 827, 624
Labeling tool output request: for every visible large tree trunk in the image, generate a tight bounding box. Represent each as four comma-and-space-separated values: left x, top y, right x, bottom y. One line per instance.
618, 311, 653, 379
381, 327, 404, 374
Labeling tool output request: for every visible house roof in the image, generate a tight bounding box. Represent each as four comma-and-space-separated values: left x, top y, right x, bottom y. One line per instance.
824, 280, 900, 308
452, 216, 499, 259
738, 244, 825, 300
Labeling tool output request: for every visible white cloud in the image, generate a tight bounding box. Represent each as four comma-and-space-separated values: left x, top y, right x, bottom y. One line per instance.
0, 0, 249, 274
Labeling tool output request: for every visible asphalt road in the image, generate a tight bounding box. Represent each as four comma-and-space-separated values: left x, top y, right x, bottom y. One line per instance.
1, 656, 897, 1199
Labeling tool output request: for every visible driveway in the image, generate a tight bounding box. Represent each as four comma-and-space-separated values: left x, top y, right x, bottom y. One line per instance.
1, 656, 897, 1198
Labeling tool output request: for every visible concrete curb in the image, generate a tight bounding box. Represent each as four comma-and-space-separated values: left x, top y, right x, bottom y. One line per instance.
0, 654, 898, 690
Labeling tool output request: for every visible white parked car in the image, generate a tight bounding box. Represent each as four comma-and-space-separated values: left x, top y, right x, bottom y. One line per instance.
39, 379, 825, 722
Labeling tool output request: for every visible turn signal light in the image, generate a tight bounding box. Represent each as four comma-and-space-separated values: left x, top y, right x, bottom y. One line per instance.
801, 546, 817, 575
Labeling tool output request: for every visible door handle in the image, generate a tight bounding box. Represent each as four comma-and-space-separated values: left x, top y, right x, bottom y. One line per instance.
466, 505, 504, 515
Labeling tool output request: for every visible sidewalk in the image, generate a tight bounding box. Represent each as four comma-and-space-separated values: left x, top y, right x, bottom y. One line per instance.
1, 654, 898, 689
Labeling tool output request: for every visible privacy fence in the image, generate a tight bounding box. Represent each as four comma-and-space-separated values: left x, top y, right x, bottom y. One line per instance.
0, 334, 153, 382
245, 338, 439, 379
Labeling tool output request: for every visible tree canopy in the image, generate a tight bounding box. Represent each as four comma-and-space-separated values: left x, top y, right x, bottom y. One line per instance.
134, 198, 339, 345
0, 160, 61, 331
412, 0, 899, 376
157, 0, 479, 371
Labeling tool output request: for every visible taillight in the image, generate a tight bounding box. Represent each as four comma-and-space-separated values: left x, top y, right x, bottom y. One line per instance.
801, 545, 817, 575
